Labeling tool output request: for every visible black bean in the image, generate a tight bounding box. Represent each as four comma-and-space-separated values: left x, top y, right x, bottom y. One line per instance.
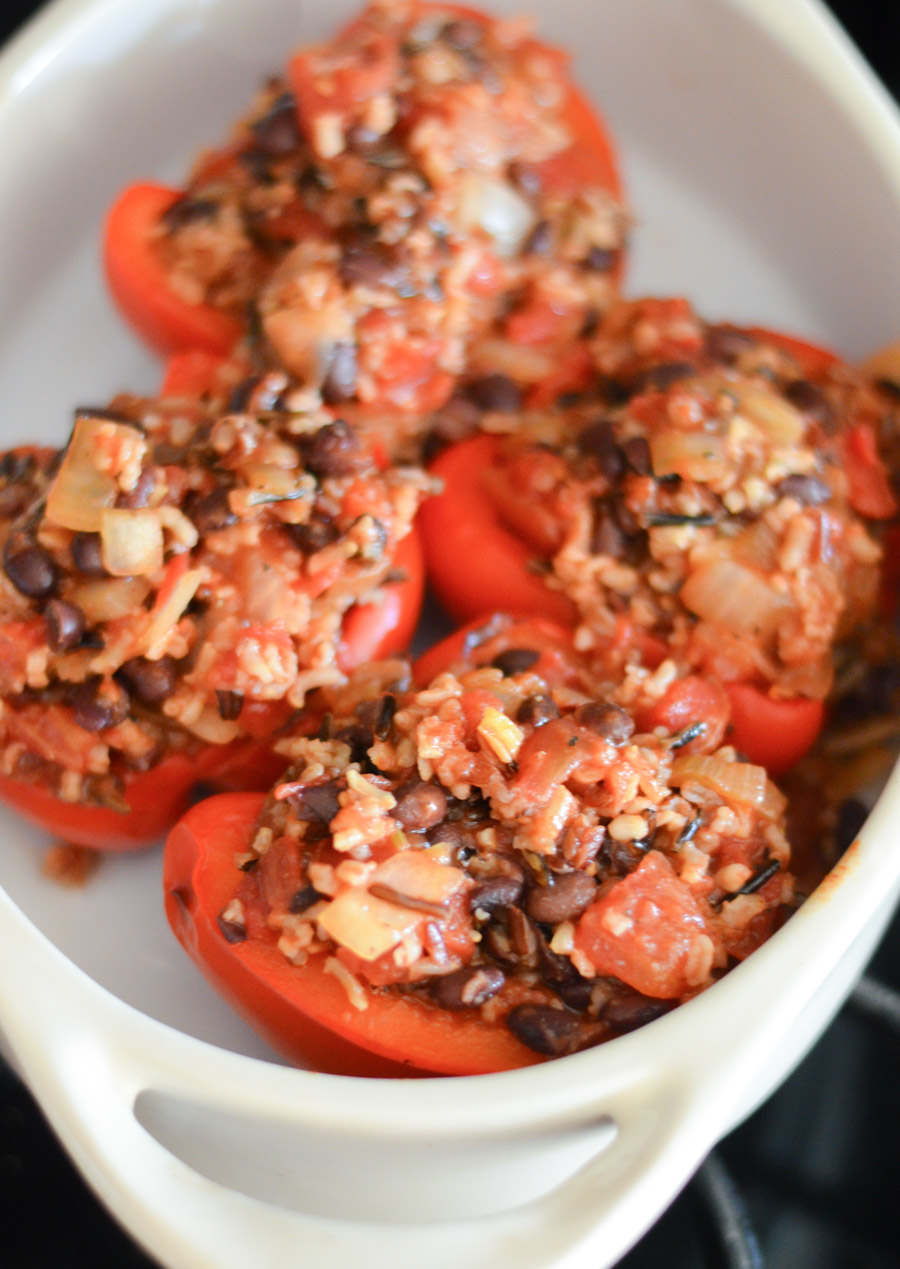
506, 1003, 591, 1056
119, 656, 177, 704
395, 781, 447, 832
783, 379, 836, 431
0, 451, 37, 483
44, 600, 86, 653
600, 836, 646, 876
584, 246, 617, 272
290, 885, 322, 914
339, 245, 402, 291
491, 647, 540, 677
305, 420, 364, 479
590, 506, 626, 558
70, 678, 130, 732
189, 487, 236, 534
507, 906, 538, 960
216, 911, 247, 943
603, 994, 672, 1033
116, 469, 155, 509
161, 196, 218, 232
3, 538, 58, 599
0, 486, 31, 518
334, 722, 375, 767
466, 374, 522, 414
635, 360, 695, 392
470, 873, 525, 914
285, 516, 340, 554
216, 689, 244, 721
875, 376, 900, 402
321, 342, 358, 404
427, 820, 477, 859
430, 965, 505, 1010
251, 91, 301, 156
289, 780, 341, 824
373, 693, 397, 740
832, 662, 900, 725
575, 702, 634, 744
577, 419, 625, 484
705, 324, 756, 364
776, 474, 831, 505
523, 219, 552, 257
517, 694, 560, 728
533, 929, 592, 1009
622, 435, 652, 476
526, 871, 598, 924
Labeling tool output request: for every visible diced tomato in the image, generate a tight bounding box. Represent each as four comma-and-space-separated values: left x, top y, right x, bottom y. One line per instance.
574, 851, 714, 998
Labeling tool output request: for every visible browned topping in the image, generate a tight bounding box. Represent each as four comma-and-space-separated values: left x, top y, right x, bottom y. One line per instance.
44, 599, 85, 653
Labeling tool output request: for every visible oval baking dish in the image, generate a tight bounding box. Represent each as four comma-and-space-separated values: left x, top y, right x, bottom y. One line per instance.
2, 1, 900, 1267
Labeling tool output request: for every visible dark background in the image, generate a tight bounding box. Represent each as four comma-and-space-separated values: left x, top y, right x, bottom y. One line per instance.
0, 2, 898, 1267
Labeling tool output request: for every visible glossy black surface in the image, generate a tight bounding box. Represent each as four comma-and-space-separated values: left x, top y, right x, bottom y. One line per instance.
0, 2, 898, 1266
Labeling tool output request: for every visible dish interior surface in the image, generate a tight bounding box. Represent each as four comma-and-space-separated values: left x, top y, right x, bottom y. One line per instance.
1, 0, 900, 1065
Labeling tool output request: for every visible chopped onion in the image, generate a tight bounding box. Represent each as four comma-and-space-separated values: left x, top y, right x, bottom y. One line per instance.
671, 754, 767, 808
45, 417, 125, 531
732, 384, 805, 445
139, 560, 202, 654
457, 173, 536, 257
681, 558, 791, 639
649, 430, 728, 483
371, 851, 466, 907
731, 518, 780, 572
100, 509, 164, 577
69, 577, 151, 623
318, 889, 420, 962
183, 706, 241, 745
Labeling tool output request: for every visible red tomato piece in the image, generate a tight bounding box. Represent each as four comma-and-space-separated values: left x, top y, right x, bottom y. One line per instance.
103, 182, 243, 358
163, 792, 543, 1075
574, 851, 712, 999
421, 435, 578, 626
724, 684, 824, 777
638, 675, 731, 753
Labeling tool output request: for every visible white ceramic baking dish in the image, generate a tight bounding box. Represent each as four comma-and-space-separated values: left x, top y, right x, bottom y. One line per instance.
1, 1, 900, 1266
